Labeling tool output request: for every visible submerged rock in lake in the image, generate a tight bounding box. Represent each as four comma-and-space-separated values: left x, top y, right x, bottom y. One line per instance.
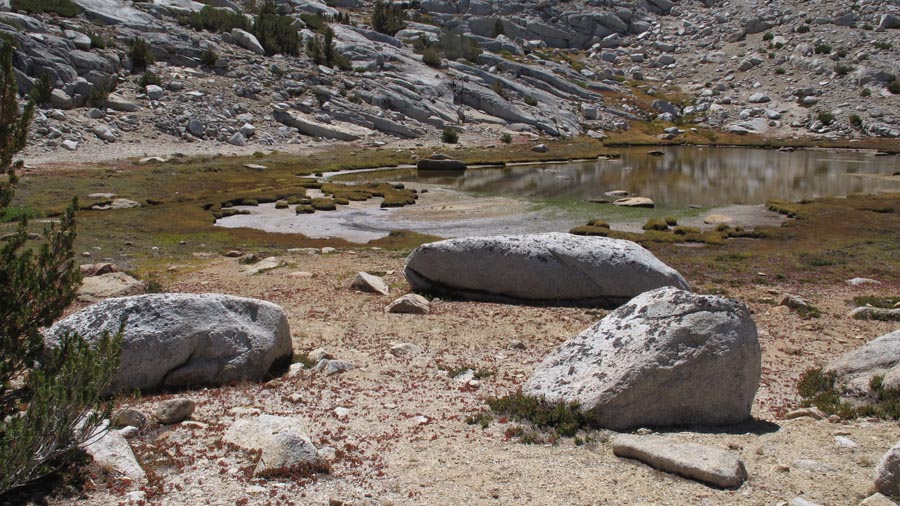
403, 233, 689, 307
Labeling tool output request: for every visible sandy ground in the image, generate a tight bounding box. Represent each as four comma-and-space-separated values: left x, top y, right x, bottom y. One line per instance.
63, 248, 900, 506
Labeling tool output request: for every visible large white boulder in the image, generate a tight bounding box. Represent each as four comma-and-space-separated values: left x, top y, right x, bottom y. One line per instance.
45, 293, 293, 392
875, 440, 900, 497
403, 233, 689, 307
523, 287, 761, 430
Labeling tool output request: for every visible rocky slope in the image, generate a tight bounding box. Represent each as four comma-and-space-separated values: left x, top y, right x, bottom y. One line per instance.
3, 0, 899, 163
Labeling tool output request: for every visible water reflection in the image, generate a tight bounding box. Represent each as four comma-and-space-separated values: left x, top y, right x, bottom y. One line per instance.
397, 146, 900, 208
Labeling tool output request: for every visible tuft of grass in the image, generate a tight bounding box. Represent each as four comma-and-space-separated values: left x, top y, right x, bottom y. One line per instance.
487, 390, 590, 438
642, 218, 670, 231
465, 411, 493, 429
852, 296, 900, 309
311, 198, 337, 211
500, 133, 512, 144
798, 369, 900, 420
292, 352, 318, 369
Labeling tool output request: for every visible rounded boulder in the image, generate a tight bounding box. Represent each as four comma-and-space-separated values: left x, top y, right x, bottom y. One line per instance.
403, 233, 690, 307
44, 293, 293, 393
523, 287, 761, 430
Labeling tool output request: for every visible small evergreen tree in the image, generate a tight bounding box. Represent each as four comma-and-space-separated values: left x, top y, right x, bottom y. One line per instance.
0, 39, 121, 498
253, 0, 300, 56
372, 0, 405, 36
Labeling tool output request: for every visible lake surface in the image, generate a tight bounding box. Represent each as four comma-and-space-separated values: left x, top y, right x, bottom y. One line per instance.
217, 146, 900, 241
391, 146, 900, 208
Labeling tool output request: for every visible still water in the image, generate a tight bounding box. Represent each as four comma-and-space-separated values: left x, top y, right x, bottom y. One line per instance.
219, 146, 900, 241
393, 146, 900, 208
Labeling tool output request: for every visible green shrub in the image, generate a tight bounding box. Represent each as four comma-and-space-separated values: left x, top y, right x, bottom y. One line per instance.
861, 88, 872, 97
421, 46, 441, 67
487, 390, 590, 438
814, 43, 832, 54
774, 67, 786, 75
500, 132, 512, 144
834, 63, 853, 76
371, 0, 406, 36
874, 41, 892, 50
796, 24, 810, 33
253, 0, 300, 56
438, 31, 481, 62
274, 200, 288, 209
201, 45, 218, 66
524, 95, 538, 106
299, 12, 325, 31
137, 71, 161, 87
11, 0, 81, 17
664, 216, 678, 226
817, 111, 835, 125
182, 5, 250, 33
889, 81, 900, 95
0, 42, 121, 496
849, 114, 862, 128
762, 32, 774, 41
441, 127, 459, 144
29, 74, 52, 105
129, 37, 153, 72
295, 205, 314, 214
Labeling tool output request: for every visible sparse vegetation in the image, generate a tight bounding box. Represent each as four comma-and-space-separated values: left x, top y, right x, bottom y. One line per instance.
487, 390, 590, 438
889, 80, 900, 95
798, 368, 900, 420
500, 133, 512, 144
182, 5, 250, 33
849, 114, 862, 128
441, 127, 459, 144
138, 71, 161, 88
817, 111, 835, 125
129, 37, 153, 72
0, 42, 122, 498
201, 45, 218, 66
253, 0, 300, 56
814, 44, 832, 54
11, 0, 81, 17
371, 0, 406, 36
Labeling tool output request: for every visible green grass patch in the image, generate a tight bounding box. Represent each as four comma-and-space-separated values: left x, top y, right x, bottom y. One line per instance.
487, 390, 590, 438
852, 296, 900, 309
798, 368, 900, 419
11, 0, 81, 16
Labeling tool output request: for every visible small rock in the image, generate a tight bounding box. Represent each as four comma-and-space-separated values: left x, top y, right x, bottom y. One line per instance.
703, 214, 734, 225
390, 342, 423, 357
61, 139, 79, 151
532, 144, 549, 153
350, 272, 390, 296
228, 132, 246, 146
243, 163, 267, 171
314, 359, 355, 376
835, 436, 859, 448
783, 407, 825, 420
780, 294, 811, 310
113, 408, 148, 429
154, 398, 196, 424
859, 493, 897, 506
846, 278, 880, 286
613, 197, 655, 208
385, 293, 430, 314
850, 307, 900, 321
145, 85, 164, 100
82, 420, 146, 482
308, 348, 332, 363
612, 435, 747, 489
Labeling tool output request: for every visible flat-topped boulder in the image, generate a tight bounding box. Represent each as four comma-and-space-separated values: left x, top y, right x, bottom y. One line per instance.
613, 435, 748, 489
403, 233, 689, 307
523, 287, 761, 430
45, 293, 293, 392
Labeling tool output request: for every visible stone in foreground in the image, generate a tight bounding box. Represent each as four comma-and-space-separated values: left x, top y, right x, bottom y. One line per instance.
523, 287, 760, 430
825, 329, 900, 398
82, 420, 146, 483
404, 233, 689, 307
875, 440, 900, 497
612, 435, 747, 489
385, 293, 430, 314
45, 293, 293, 392
350, 272, 390, 295
224, 414, 321, 477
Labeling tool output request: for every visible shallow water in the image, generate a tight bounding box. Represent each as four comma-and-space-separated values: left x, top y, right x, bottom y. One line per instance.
394, 146, 900, 208
217, 146, 900, 241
